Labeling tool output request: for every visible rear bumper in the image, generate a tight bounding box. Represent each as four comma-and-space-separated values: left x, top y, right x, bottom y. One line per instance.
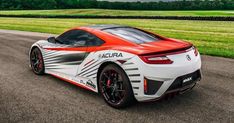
129, 49, 202, 101
142, 69, 201, 101
166, 70, 201, 92
142, 82, 198, 102
143, 70, 201, 95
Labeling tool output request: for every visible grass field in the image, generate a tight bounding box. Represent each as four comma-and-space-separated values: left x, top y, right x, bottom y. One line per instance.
1, 9, 234, 17
0, 17, 233, 58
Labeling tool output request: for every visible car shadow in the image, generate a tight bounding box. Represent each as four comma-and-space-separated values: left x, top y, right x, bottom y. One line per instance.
42, 73, 201, 112
133, 90, 200, 108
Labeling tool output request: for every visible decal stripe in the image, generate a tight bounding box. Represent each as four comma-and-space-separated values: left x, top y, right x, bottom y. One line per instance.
44, 50, 58, 54
45, 67, 64, 69
44, 46, 104, 52
79, 67, 99, 77
44, 47, 87, 51
123, 62, 134, 65
44, 59, 82, 64
44, 52, 86, 59
48, 53, 86, 62
44, 50, 62, 54
45, 60, 83, 65
84, 59, 95, 67
44, 52, 67, 58
79, 65, 98, 75
44, 52, 87, 66
78, 59, 109, 77
131, 80, 141, 83
49, 73, 95, 92
86, 72, 97, 78
62, 61, 83, 65
45, 64, 59, 67
44, 57, 62, 62
80, 59, 108, 74
128, 74, 141, 77
124, 68, 138, 71
81, 60, 99, 71
133, 87, 139, 89
44, 62, 82, 67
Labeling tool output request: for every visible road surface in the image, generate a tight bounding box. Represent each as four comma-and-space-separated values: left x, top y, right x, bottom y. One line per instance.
0, 30, 233, 123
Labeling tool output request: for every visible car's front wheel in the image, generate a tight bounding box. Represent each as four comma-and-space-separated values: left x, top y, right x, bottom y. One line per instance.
98, 64, 135, 108
30, 47, 45, 75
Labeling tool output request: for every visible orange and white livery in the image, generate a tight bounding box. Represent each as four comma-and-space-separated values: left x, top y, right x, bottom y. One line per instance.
29, 25, 201, 108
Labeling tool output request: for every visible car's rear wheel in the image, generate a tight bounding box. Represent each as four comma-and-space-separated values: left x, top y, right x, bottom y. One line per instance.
99, 64, 135, 108
30, 47, 44, 75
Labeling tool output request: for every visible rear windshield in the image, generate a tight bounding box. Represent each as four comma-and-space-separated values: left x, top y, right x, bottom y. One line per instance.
103, 27, 161, 44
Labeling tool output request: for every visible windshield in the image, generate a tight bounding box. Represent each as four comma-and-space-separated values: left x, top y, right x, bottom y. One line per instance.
103, 27, 161, 44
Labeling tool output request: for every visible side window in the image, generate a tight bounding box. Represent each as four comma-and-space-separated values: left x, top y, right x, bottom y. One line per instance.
56, 30, 89, 46
86, 34, 105, 46
56, 29, 104, 46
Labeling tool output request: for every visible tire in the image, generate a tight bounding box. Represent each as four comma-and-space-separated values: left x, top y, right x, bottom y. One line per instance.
30, 47, 45, 75
98, 64, 135, 108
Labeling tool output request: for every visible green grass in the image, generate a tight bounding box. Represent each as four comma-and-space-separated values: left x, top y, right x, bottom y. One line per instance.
0, 9, 234, 17
0, 17, 233, 58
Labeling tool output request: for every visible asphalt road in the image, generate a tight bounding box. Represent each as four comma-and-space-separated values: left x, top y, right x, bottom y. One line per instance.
0, 30, 233, 123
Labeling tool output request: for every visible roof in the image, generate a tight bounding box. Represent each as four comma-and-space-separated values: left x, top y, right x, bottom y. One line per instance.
86, 24, 129, 30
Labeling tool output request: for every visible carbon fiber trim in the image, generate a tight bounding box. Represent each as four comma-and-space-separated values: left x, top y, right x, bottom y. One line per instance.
145, 78, 163, 95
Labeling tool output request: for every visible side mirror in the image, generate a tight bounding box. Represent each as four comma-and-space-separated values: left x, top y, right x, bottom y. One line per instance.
47, 37, 56, 43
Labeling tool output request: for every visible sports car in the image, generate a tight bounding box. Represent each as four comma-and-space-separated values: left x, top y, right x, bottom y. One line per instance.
29, 25, 202, 108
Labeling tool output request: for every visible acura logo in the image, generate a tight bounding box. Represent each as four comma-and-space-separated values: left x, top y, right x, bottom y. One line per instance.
186, 55, 191, 61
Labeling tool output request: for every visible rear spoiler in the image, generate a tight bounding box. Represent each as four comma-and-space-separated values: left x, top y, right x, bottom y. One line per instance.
139, 45, 193, 56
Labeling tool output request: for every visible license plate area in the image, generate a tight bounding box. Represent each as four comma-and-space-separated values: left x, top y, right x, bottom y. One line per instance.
167, 70, 201, 91
182, 71, 200, 86
182, 76, 194, 86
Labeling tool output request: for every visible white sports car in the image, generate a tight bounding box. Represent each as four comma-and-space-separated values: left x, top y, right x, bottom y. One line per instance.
29, 25, 202, 108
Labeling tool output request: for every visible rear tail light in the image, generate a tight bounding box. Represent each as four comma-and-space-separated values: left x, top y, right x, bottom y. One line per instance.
139, 55, 173, 64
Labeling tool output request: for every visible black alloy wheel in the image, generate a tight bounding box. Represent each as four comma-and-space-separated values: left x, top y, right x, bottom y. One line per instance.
30, 47, 44, 75
99, 64, 135, 108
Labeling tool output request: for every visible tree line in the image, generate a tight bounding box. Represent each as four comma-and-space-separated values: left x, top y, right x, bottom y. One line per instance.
0, 0, 233, 10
